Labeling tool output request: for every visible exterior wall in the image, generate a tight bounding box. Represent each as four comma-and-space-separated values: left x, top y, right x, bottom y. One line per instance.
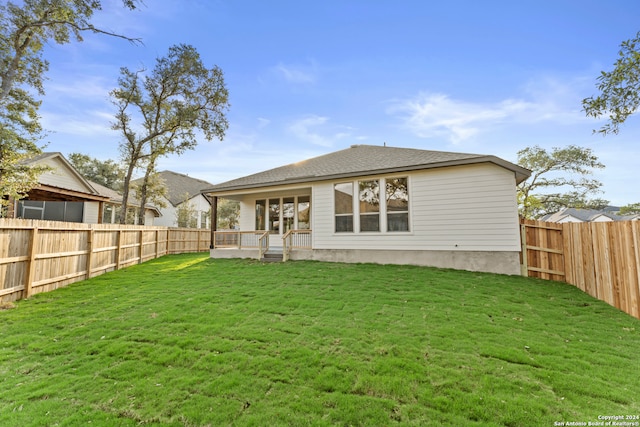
83, 202, 100, 224
154, 197, 177, 227
38, 157, 93, 193
557, 216, 582, 223
288, 249, 521, 276
154, 195, 210, 228
312, 163, 521, 253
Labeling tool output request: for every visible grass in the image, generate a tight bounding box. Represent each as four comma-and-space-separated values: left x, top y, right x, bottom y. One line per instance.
0, 254, 639, 426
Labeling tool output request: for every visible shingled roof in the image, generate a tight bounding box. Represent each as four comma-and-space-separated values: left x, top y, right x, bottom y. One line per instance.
132, 171, 214, 207
204, 144, 530, 193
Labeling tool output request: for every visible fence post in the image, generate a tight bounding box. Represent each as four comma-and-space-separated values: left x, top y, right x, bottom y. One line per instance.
155, 229, 160, 259
86, 226, 94, 280
520, 222, 528, 277
138, 229, 144, 264
24, 227, 39, 298
116, 229, 123, 270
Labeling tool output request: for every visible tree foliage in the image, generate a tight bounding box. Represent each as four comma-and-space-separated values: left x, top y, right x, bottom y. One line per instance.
583, 31, 640, 135
619, 202, 640, 215
111, 43, 230, 224
68, 152, 126, 191
217, 198, 239, 229
0, 0, 139, 213
176, 193, 197, 228
517, 145, 606, 219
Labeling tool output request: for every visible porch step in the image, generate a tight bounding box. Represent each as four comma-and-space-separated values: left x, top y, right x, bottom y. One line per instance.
261, 250, 283, 263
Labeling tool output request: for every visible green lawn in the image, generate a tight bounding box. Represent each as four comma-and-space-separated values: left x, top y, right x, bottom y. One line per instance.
0, 254, 639, 426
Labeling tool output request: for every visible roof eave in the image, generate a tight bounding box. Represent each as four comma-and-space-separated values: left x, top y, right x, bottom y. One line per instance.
204, 156, 531, 195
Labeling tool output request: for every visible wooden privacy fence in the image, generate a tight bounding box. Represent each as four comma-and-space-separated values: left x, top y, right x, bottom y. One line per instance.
0, 219, 211, 303
521, 219, 640, 320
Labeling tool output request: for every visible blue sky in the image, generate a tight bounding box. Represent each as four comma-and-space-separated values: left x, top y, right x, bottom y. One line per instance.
39, 0, 640, 205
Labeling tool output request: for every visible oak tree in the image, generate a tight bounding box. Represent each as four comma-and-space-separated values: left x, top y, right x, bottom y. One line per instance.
111, 43, 229, 224
517, 145, 606, 219
0, 0, 140, 214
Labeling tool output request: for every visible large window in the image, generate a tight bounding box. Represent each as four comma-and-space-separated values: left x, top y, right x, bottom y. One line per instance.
334, 177, 410, 233
334, 183, 354, 232
269, 198, 280, 233
297, 196, 310, 229
283, 197, 295, 233
359, 179, 380, 232
386, 177, 409, 232
255, 200, 266, 230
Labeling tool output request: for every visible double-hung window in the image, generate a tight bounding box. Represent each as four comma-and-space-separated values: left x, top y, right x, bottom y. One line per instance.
358, 179, 380, 232
334, 182, 354, 232
386, 177, 409, 232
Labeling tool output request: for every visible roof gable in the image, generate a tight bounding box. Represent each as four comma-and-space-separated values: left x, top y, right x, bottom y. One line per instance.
204, 144, 530, 193
132, 170, 214, 207
24, 152, 99, 195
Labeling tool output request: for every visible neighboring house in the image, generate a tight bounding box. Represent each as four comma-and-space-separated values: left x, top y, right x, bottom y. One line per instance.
9, 152, 159, 224
12, 152, 110, 223
541, 207, 640, 223
87, 180, 160, 225
133, 170, 214, 228
203, 144, 531, 275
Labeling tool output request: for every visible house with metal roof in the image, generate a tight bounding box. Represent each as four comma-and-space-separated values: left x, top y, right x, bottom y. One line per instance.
203, 144, 531, 275
9, 152, 160, 224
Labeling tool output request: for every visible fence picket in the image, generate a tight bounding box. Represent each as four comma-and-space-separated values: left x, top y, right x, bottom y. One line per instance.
521, 218, 640, 320
0, 219, 209, 303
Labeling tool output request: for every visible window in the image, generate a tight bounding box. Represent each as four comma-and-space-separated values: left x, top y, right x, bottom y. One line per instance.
297, 196, 310, 230
359, 179, 380, 232
103, 204, 114, 224
269, 198, 280, 234
386, 177, 409, 232
334, 183, 354, 232
283, 197, 295, 233
255, 200, 266, 230
18, 201, 84, 223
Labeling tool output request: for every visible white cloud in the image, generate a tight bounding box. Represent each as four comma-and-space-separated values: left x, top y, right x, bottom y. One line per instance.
389, 78, 591, 144
286, 115, 357, 147
272, 61, 317, 84
257, 117, 271, 128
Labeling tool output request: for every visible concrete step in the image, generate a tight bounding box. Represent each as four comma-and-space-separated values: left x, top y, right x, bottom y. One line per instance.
261, 251, 283, 262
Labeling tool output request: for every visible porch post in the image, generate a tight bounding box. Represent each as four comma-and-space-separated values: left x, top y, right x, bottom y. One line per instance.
210, 195, 217, 249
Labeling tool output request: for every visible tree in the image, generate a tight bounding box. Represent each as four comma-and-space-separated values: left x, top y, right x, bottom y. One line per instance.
217, 198, 239, 229
68, 152, 126, 190
583, 31, 640, 135
619, 202, 640, 215
111, 43, 229, 224
176, 193, 197, 228
0, 0, 140, 214
517, 145, 607, 219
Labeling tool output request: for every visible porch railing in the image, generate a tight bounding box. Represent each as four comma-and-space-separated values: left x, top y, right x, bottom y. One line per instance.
282, 229, 312, 261
213, 229, 312, 262
213, 230, 265, 249
258, 231, 270, 259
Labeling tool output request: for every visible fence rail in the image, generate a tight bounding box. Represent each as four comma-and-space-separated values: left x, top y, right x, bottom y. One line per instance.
521, 219, 640, 320
0, 219, 211, 303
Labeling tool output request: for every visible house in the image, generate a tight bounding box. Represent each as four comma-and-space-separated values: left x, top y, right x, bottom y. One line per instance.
133, 170, 214, 228
10, 152, 159, 224
541, 207, 640, 223
87, 180, 161, 225
203, 144, 531, 275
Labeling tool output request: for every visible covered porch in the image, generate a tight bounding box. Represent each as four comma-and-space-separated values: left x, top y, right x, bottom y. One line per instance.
212, 229, 312, 262
208, 187, 313, 262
